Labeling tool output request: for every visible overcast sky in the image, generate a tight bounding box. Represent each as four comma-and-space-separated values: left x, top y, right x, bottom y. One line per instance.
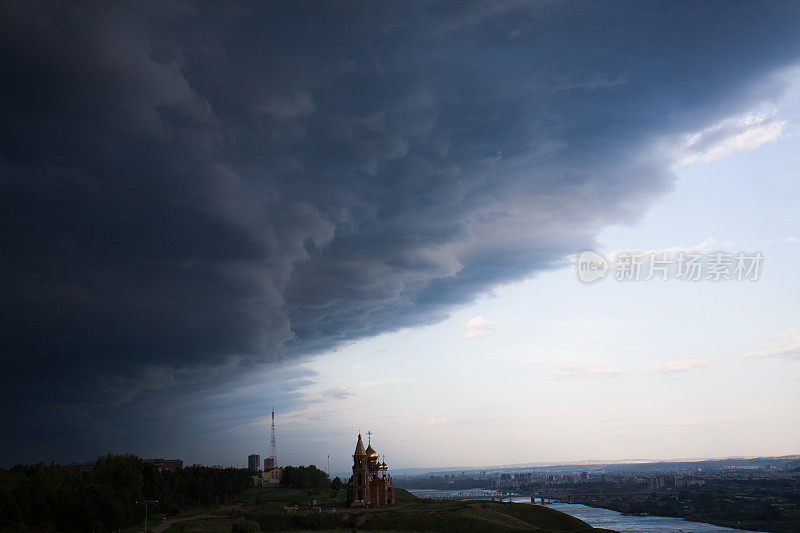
1, 1, 799, 468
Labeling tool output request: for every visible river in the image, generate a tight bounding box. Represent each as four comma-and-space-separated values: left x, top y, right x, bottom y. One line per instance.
408, 490, 764, 532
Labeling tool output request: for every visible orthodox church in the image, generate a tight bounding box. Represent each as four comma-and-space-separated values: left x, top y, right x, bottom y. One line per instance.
346, 432, 395, 506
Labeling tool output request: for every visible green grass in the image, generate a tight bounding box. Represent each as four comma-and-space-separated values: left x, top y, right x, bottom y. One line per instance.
162, 517, 233, 532
230, 487, 617, 532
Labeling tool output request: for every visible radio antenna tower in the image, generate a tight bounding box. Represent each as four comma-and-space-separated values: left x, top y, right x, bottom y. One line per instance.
268, 407, 277, 467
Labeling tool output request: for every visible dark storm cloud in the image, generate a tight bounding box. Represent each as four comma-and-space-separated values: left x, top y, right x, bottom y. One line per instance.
2, 0, 799, 463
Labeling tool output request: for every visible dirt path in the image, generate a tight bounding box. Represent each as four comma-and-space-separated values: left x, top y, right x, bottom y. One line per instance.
151, 506, 237, 532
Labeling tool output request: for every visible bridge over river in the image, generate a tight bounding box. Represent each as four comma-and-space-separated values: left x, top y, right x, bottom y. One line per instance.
413, 489, 522, 502
411, 489, 564, 504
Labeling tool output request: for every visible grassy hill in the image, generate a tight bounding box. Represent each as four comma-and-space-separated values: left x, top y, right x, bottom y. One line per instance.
163, 487, 617, 532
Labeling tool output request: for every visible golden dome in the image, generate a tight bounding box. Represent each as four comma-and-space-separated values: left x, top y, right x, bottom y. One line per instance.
365, 443, 378, 459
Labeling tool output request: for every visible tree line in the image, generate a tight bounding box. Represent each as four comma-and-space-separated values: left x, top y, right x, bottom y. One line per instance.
279, 465, 344, 491
0, 454, 252, 531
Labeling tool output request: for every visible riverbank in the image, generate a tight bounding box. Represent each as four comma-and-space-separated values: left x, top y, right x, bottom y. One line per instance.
568, 501, 771, 533
407, 489, 771, 532
162, 487, 616, 532
564, 491, 796, 533
521, 500, 766, 533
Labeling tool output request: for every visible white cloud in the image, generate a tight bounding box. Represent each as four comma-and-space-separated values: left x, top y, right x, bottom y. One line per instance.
357, 377, 414, 388
743, 329, 800, 360
603, 237, 721, 264
546, 362, 622, 380
646, 358, 712, 374
464, 315, 501, 339
678, 108, 787, 166
292, 385, 355, 405
426, 415, 498, 426
427, 417, 457, 425
787, 236, 798, 243
466, 316, 494, 328
319, 386, 352, 400
369, 412, 416, 420
278, 402, 357, 427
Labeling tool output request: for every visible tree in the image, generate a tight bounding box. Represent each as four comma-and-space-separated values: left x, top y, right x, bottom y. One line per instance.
280, 465, 329, 489
0, 455, 254, 531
